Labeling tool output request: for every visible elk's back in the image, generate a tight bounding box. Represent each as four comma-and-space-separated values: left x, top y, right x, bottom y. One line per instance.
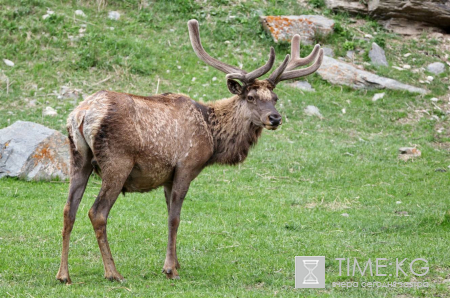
67, 90, 214, 192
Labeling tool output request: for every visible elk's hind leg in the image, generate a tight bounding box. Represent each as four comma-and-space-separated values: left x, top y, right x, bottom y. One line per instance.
56, 137, 93, 284
88, 159, 133, 281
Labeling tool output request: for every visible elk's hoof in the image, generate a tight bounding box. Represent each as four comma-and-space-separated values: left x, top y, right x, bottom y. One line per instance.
56, 274, 71, 284
162, 268, 179, 279
105, 272, 124, 282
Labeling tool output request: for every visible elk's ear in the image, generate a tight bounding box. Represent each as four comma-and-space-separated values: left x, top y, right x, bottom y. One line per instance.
227, 79, 243, 95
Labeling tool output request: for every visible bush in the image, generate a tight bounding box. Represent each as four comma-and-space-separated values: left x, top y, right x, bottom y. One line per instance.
343, 40, 355, 51
308, 0, 325, 8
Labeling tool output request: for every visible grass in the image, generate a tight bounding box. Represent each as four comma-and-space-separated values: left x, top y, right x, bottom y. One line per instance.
1, 0, 450, 297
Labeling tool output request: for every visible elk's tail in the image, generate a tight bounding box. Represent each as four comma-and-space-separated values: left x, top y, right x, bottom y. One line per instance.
67, 111, 92, 162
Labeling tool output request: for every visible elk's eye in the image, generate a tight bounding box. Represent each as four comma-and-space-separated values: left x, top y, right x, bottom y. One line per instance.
247, 95, 255, 102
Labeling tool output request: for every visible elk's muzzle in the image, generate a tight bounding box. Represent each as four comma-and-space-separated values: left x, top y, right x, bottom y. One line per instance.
264, 113, 282, 130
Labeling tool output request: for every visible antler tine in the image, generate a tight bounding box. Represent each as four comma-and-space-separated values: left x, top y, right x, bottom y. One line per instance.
267, 54, 291, 86
244, 47, 276, 82
286, 35, 321, 71
187, 19, 244, 75
226, 47, 276, 82
277, 48, 324, 82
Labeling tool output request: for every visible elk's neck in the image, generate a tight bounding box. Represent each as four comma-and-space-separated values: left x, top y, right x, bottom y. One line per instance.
206, 96, 263, 165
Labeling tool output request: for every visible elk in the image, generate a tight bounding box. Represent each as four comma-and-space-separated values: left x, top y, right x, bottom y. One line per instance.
56, 19, 323, 283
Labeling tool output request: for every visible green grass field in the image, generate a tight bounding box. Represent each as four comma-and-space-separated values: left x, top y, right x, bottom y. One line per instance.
1, 0, 449, 297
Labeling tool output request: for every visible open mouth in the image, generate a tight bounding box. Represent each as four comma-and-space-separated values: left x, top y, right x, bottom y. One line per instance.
264, 124, 280, 130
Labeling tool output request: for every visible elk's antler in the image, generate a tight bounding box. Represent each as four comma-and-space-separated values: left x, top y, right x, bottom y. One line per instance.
188, 19, 275, 85
267, 35, 323, 86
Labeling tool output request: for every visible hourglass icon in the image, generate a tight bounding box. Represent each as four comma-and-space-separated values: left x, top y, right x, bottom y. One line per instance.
303, 260, 319, 284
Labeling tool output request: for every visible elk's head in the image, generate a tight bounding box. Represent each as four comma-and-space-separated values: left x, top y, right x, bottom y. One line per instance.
187, 20, 323, 130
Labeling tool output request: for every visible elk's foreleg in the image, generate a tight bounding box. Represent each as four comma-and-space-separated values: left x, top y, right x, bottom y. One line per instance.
164, 184, 180, 270
162, 175, 191, 279
88, 162, 133, 282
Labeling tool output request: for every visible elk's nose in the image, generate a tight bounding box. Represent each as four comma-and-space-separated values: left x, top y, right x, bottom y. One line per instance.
269, 114, 282, 126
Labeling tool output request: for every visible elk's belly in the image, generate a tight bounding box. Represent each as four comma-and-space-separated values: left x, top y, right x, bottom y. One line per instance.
122, 162, 174, 193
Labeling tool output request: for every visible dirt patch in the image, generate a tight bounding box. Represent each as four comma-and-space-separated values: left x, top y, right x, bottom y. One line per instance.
396, 110, 428, 125
303, 197, 360, 211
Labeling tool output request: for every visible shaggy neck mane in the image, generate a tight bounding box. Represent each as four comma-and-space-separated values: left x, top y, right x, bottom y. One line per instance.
206, 96, 263, 165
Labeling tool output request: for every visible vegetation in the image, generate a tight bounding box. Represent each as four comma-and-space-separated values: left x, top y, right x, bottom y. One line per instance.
0, 0, 449, 297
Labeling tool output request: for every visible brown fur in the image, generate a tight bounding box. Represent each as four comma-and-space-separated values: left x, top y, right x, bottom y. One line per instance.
55, 79, 282, 283
206, 95, 263, 165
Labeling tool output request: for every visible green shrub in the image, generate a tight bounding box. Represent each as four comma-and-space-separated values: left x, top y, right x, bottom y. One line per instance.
308, 0, 325, 8
343, 40, 355, 51
373, 36, 386, 48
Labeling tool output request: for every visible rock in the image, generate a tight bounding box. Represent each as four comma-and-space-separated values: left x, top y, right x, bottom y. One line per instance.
430, 97, 439, 102
395, 211, 409, 216
368, 0, 450, 29
3, 59, 14, 67
108, 11, 120, 20
43, 106, 58, 117
381, 18, 446, 35
325, 0, 450, 34
404, 53, 412, 58
392, 66, 404, 71
42, 9, 54, 20
369, 43, 388, 67
346, 50, 355, 59
402, 65, 411, 70
286, 81, 315, 92
27, 99, 37, 108
426, 76, 434, 82
75, 10, 86, 17
0, 121, 70, 181
325, 0, 367, 14
260, 15, 335, 45
322, 47, 334, 57
304, 105, 323, 118
427, 62, 445, 75
317, 56, 427, 94
372, 92, 385, 102
59, 86, 82, 100
431, 32, 445, 39
398, 147, 421, 161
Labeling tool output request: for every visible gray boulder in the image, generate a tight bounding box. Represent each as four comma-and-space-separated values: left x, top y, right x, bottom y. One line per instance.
427, 62, 446, 75
325, 0, 450, 34
317, 56, 427, 94
368, 0, 450, 29
260, 15, 335, 45
325, 0, 367, 14
346, 50, 355, 60
0, 121, 70, 181
286, 81, 315, 92
381, 18, 445, 35
369, 43, 388, 67
322, 47, 334, 57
